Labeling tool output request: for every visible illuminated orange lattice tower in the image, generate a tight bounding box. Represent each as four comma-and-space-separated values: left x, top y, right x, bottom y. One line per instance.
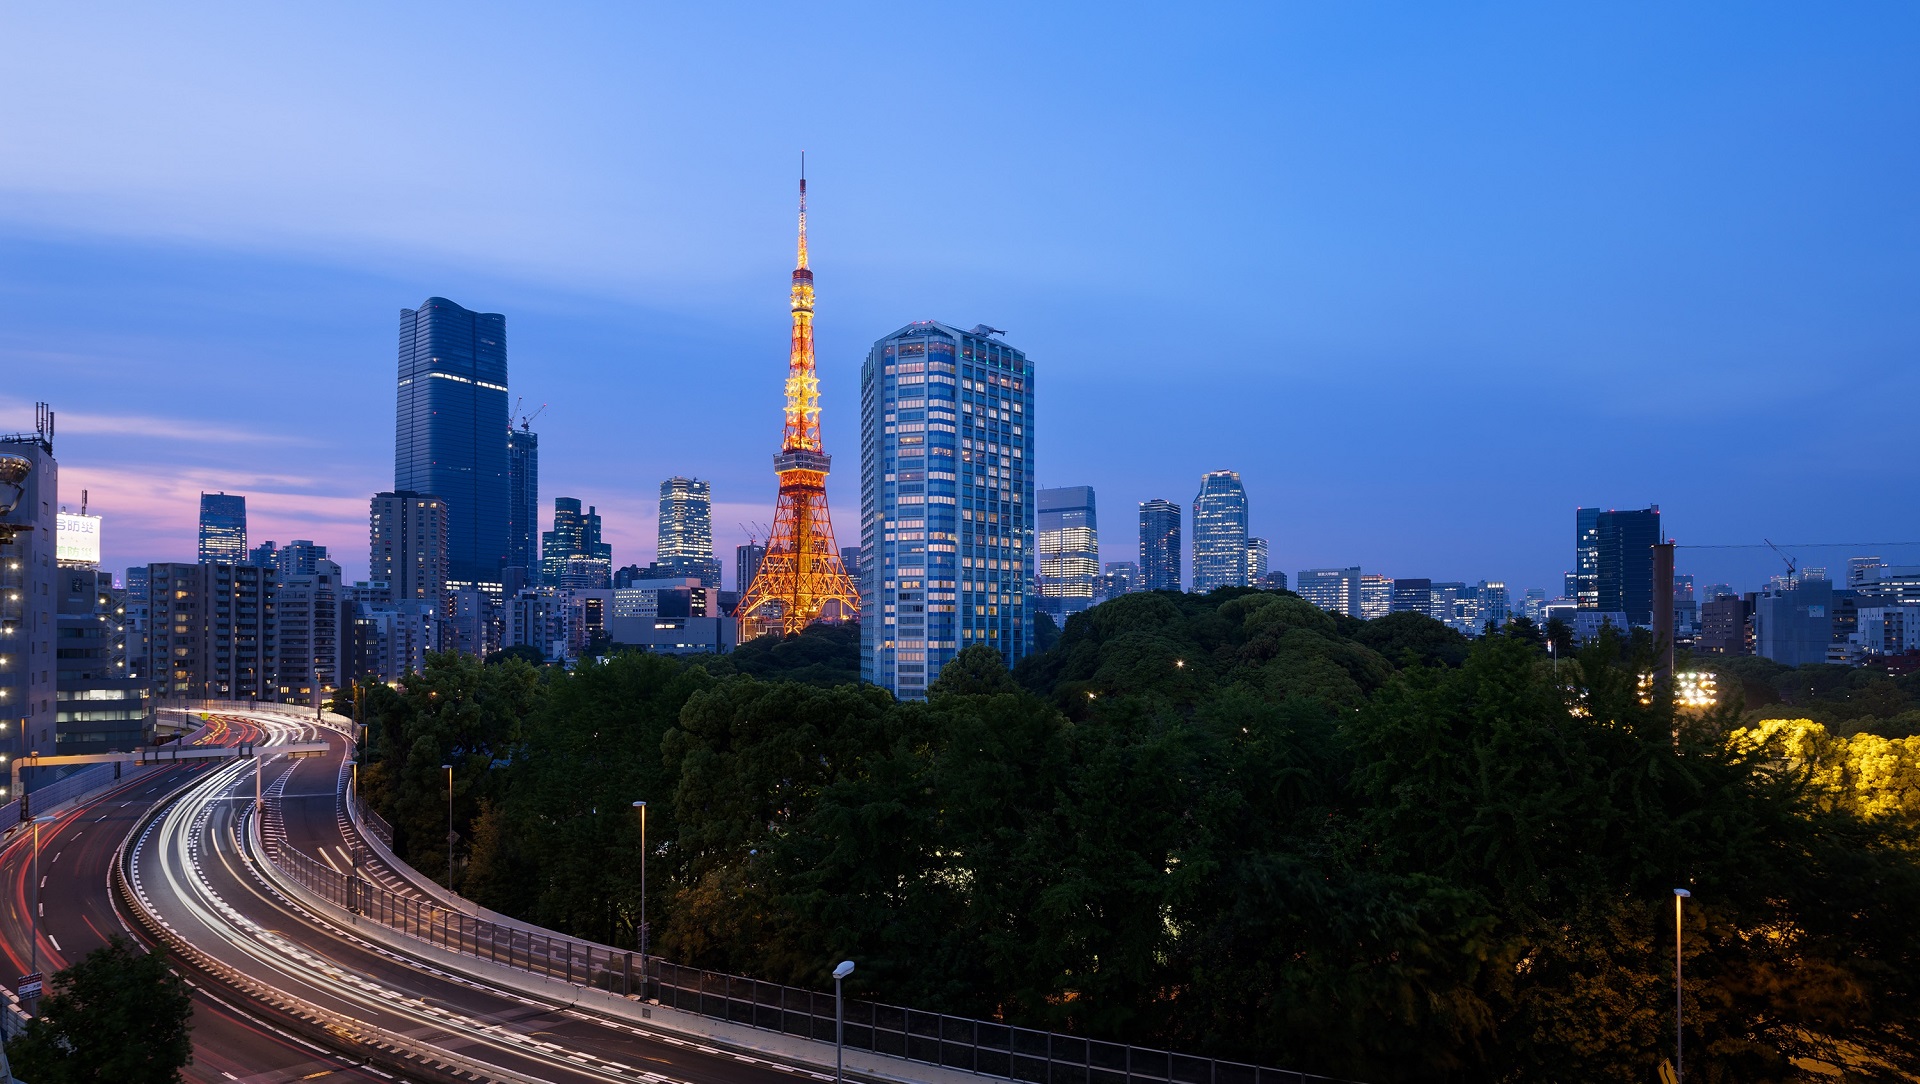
736, 173, 859, 640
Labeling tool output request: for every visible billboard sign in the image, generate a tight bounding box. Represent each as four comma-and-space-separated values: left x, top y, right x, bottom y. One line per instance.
56, 512, 101, 565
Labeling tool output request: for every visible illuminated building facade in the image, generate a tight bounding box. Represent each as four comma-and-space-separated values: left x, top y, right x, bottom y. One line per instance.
198, 492, 247, 564
369, 491, 450, 647
1099, 560, 1140, 601
1390, 577, 1432, 615
274, 559, 344, 706
654, 477, 722, 587
507, 424, 539, 593
1359, 573, 1393, 619
540, 498, 613, 589
144, 562, 277, 701
1138, 499, 1181, 591
2, 413, 59, 767
1298, 567, 1361, 617
1574, 507, 1600, 610
1245, 537, 1269, 587
736, 176, 859, 641
861, 321, 1033, 698
55, 567, 144, 753
396, 297, 510, 589
1191, 470, 1249, 593
1037, 486, 1098, 619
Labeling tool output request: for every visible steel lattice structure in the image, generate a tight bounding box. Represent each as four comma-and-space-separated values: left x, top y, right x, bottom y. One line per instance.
735, 173, 859, 640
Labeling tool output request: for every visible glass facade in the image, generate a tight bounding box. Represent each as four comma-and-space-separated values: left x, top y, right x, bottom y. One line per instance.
197, 492, 247, 564
1037, 486, 1098, 619
1595, 506, 1661, 626
396, 297, 510, 587
1298, 566, 1361, 616
541, 497, 612, 589
861, 322, 1034, 699
507, 426, 539, 591
1138, 499, 1181, 591
1191, 470, 1249, 593
1574, 507, 1601, 610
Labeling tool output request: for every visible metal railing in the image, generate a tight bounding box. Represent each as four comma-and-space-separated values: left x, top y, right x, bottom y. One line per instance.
266, 803, 1356, 1084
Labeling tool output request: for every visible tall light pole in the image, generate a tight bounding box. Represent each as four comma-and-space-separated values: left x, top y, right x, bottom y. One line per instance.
1674, 886, 1689, 1082
833, 959, 855, 1084
631, 801, 647, 963
442, 763, 454, 886
28, 814, 54, 1004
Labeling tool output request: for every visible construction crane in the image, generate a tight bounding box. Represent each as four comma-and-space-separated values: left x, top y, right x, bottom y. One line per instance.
1763, 538, 1797, 582
516, 402, 547, 432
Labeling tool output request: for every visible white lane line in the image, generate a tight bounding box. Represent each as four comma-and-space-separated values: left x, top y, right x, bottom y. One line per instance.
47, 935, 61, 952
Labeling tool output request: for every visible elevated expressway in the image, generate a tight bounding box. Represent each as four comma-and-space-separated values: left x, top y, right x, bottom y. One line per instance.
113, 712, 849, 1084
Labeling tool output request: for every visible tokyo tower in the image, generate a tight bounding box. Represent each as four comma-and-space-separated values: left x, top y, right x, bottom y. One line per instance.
735, 171, 859, 640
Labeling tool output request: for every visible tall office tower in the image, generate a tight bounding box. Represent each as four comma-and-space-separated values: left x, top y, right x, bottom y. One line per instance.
198, 492, 248, 563
1245, 537, 1269, 587
1297, 567, 1361, 617
1390, 577, 1433, 615
1521, 587, 1548, 621
541, 498, 614, 590
1574, 507, 1600, 609
55, 568, 144, 752
1, 405, 59, 764
1358, 574, 1393, 620
247, 541, 278, 569
1594, 506, 1661, 626
506, 421, 539, 594
1037, 486, 1099, 619
395, 297, 509, 590
654, 477, 723, 586
1191, 470, 1249, 592
144, 562, 278, 701
369, 492, 451, 644
738, 176, 860, 640
1138, 499, 1181, 591
274, 558, 344, 706
1476, 581, 1511, 631
272, 540, 330, 577
736, 543, 768, 595
861, 320, 1033, 699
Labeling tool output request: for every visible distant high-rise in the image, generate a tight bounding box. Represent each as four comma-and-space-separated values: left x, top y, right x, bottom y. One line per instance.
507, 423, 540, 592
1038, 486, 1099, 618
198, 492, 247, 563
541, 498, 613, 590
369, 492, 450, 647
1476, 580, 1511, 631
1574, 508, 1600, 609
861, 320, 1034, 699
1358, 574, 1393, 619
1298, 567, 1361, 617
1191, 470, 1249, 593
1099, 560, 1140, 601
1595, 507, 1661, 626
145, 562, 277, 701
2, 408, 59, 762
1390, 578, 1432, 615
274, 540, 330, 577
736, 543, 768, 596
1245, 537, 1269, 586
654, 478, 722, 587
1138, 499, 1181, 591
395, 297, 509, 588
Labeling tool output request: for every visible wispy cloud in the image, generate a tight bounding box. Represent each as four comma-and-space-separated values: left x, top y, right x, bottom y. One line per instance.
0, 394, 315, 447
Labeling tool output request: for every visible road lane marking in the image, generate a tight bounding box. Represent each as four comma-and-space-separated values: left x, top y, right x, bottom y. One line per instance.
47, 935, 61, 952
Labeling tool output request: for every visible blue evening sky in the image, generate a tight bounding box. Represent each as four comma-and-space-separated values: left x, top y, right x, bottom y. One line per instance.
3, 3, 1916, 594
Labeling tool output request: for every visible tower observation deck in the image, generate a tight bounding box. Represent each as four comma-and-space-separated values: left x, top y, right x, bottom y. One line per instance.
735, 172, 859, 640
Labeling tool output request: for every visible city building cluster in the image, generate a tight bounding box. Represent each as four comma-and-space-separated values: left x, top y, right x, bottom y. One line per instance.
6, 182, 1918, 774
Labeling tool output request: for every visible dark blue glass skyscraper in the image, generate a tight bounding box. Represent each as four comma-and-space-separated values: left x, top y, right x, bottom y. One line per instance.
396, 298, 509, 587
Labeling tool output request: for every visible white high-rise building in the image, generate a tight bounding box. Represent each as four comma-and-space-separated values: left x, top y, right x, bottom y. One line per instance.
861, 322, 1034, 699
1191, 470, 1249, 593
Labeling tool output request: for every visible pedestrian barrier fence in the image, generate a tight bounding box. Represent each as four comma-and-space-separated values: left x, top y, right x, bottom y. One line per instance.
261, 793, 1360, 1084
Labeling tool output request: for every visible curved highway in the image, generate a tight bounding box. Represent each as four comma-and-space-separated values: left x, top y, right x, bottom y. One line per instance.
0, 716, 390, 1082
125, 713, 828, 1084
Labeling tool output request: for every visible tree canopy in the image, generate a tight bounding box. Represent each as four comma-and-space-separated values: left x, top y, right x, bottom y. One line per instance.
355, 592, 1920, 1082
8, 936, 193, 1084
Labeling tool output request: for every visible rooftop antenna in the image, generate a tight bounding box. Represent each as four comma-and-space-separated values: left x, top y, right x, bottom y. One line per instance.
79, 489, 88, 516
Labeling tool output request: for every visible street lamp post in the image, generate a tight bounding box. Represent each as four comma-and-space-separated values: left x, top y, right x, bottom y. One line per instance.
443, 763, 454, 886
631, 801, 647, 965
1674, 888, 1691, 1084
28, 814, 53, 1004
833, 959, 855, 1084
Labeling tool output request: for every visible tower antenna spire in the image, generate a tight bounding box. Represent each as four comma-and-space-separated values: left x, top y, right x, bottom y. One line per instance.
796, 152, 809, 271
